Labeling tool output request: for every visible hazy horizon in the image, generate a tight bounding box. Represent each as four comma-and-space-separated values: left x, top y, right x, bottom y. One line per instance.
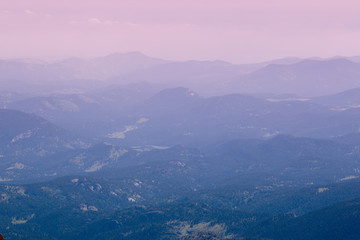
2, 51, 359, 66
2, 0, 360, 64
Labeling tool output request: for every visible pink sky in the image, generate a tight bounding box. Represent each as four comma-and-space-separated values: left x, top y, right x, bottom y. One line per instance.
1, 0, 360, 63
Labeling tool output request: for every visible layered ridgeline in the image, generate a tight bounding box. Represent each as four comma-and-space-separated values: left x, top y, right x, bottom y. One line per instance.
2, 108, 360, 184
0, 52, 168, 93
2, 55, 360, 143
109, 57, 360, 96
1, 54, 360, 239
4, 87, 360, 145
2, 54, 360, 97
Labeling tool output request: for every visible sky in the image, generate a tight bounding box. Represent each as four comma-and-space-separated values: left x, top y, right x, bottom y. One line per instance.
1, 0, 360, 63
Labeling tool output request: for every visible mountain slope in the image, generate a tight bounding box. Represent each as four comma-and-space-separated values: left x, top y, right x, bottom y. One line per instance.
104, 88, 360, 145
311, 87, 360, 109
0, 109, 85, 182
225, 58, 360, 97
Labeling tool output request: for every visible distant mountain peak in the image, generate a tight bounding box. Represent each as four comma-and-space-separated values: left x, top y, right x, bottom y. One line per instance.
94, 52, 167, 62
123, 51, 148, 56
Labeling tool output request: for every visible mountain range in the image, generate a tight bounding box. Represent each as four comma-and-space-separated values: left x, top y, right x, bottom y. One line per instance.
3, 53, 360, 97
2, 52, 360, 239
